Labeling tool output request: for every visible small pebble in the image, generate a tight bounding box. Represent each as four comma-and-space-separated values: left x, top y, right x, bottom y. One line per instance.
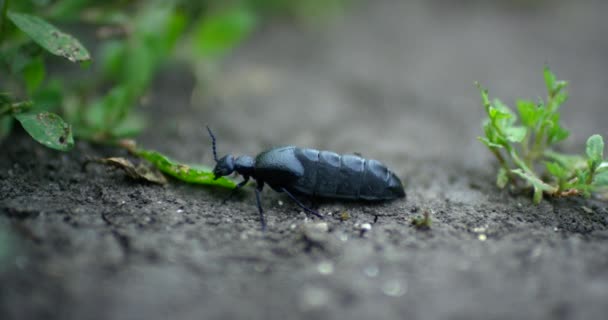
364, 265, 379, 278
300, 287, 330, 310
472, 227, 486, 233
382, 280, 407, 297
317, 261, 334, 275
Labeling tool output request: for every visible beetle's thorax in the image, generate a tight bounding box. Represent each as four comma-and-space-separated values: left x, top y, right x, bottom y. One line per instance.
234, 155, 255, 176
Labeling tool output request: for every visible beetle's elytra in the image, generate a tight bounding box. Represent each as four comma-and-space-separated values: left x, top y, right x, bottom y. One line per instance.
207, 127, 405, 230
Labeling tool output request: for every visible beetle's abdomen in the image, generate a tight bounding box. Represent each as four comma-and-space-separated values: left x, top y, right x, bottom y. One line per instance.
292, 148, 405, 200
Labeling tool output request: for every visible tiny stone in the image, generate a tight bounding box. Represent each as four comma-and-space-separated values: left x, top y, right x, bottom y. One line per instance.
339, 211, 351, 221
364, 265, 379, 278
308, 222, 329, 233
300, 287, 330, 310
472, 227, 486, 233
382, 280, 406, 297
15, 256, 28, 269
254, 264, 267, 273
317, 261, 334, 275
177, 209, 184, 213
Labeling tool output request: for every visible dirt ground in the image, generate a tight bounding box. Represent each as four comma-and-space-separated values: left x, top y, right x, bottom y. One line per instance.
2, 0, 608, 319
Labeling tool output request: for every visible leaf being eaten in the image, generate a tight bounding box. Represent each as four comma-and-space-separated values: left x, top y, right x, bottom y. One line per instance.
84, 157, 167, 185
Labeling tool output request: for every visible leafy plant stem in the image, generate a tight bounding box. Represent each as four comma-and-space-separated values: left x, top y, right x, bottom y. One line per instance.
0, 0, 9, 45
0, 100, 32, 116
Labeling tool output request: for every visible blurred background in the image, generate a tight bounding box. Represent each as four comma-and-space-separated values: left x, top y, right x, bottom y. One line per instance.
2, 0, 608, 319
2, 0, 607, 167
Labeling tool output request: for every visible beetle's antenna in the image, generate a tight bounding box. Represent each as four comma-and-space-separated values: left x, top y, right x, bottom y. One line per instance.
206, 125, 219, 162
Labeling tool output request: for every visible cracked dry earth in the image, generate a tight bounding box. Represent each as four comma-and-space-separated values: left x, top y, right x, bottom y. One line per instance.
2, 1, 608, 319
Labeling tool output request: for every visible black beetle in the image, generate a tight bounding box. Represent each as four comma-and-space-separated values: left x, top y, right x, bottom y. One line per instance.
207, 127, 405, 230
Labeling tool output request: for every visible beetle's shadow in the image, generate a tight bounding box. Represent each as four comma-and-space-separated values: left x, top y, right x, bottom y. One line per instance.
289, 194, 402, 213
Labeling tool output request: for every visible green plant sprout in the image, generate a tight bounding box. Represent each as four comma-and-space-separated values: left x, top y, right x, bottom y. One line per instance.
411, 210, 431, 230
477, 67, 608, 203
0, 6, 86, 151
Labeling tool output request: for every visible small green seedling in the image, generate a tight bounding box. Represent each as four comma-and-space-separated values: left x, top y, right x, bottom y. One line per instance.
477, 67, 608, 203
411, 210, 431, 230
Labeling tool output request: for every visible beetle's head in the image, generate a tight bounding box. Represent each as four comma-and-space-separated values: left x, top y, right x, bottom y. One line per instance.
206, 126, 236, 179
213, 155, 235, 179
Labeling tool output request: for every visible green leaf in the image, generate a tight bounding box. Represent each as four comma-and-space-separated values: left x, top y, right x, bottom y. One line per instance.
0, 92, 11, 106
32, 79, 63, 113
544, 65, 556, 95
85, 157, 167, 185
548, 91, 568, 112
22, 55, 45, 94
48, 0, 91, 21
84, 86, 130, 130
100, 40, 125, 79
478, 136, 503, 149
597, 162, 608, 174
133, 148, 237, 189
512, 169, 556, 192
516, 100, 541, 127
194, 6, 256, 58
545, 161, 568, 179
544, 150, 585, 169
110, 112, 146, 138
512, 168, 557, 204
7, 11, 91, 62
586, 134, 604, 170
593, 171, 608, 187
504, 126, 527, 143
488, 106, 512, 121
496, 167, 508, 188
14, 111, 74, 151
547, 125, 570, 145
476, 83, 491, 112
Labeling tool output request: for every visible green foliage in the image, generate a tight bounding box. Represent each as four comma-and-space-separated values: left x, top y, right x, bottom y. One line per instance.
1, 0, 345, 193
0, 2, 83, 151
193, 6, 256, 58
7, 11, 90, 62
0, 1, 272, 148
478, 67, 607, 203
14, 111, 74, 151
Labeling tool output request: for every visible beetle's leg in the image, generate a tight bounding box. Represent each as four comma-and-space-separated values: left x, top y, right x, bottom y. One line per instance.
280, 188, 324, 219
254, 182, 267, 231
222, 176, 250, 204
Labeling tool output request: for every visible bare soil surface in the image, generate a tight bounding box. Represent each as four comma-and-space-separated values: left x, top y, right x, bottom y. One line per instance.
2, 1, 608, 319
